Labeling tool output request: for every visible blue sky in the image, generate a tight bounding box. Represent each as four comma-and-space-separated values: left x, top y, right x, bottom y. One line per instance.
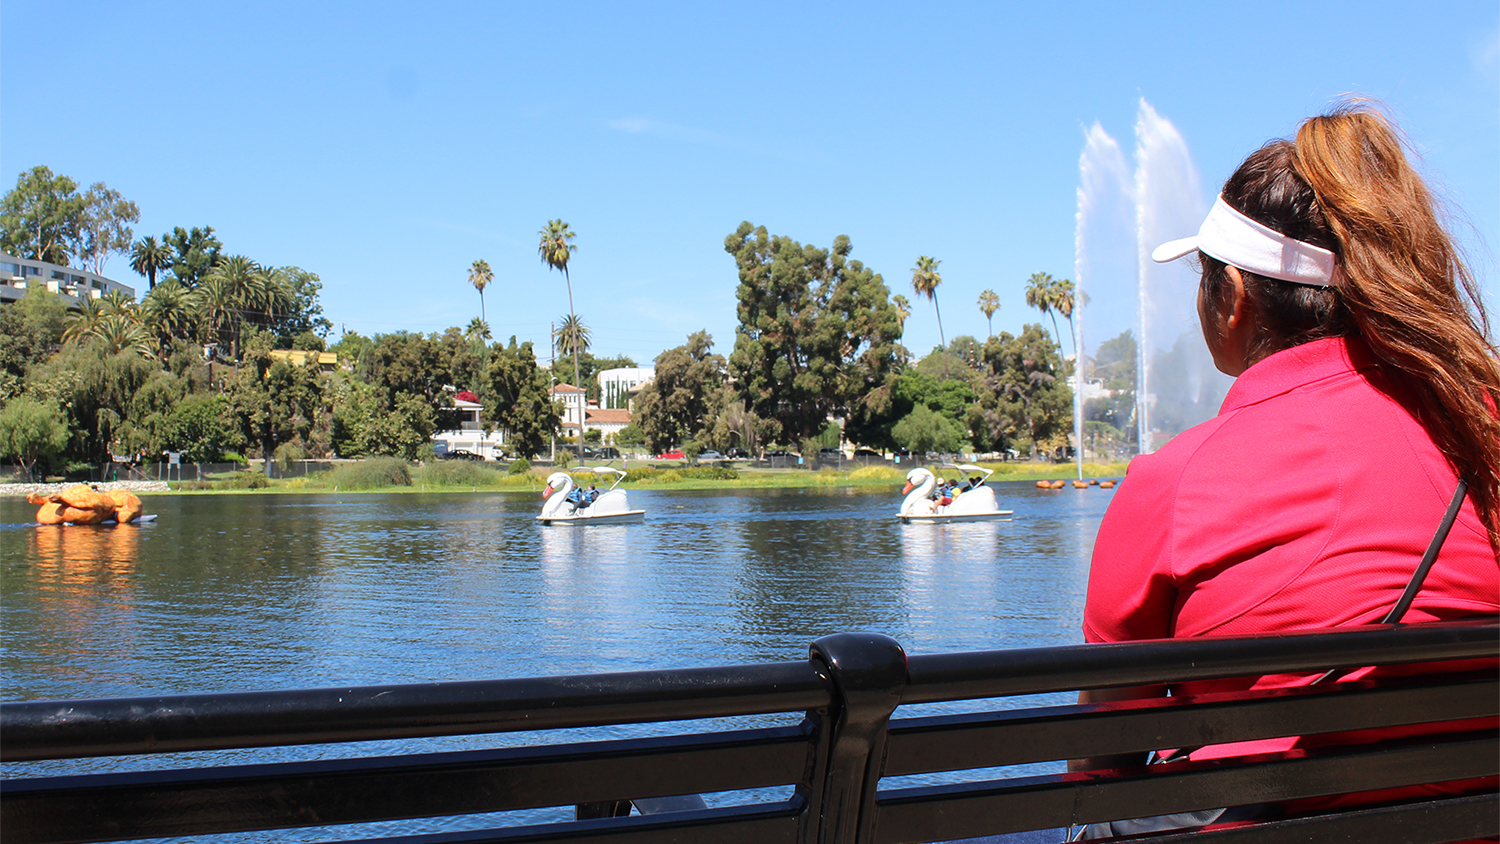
4, 1, 1496, 368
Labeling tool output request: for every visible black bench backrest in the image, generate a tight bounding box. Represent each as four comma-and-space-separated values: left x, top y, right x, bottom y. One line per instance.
3, 619, 1495, 844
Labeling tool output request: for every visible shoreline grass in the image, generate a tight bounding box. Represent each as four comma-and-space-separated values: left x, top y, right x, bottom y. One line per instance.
19, 458, 1128, 495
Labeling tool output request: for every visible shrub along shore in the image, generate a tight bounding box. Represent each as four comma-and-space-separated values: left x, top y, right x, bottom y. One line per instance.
3, 458, 1128, 496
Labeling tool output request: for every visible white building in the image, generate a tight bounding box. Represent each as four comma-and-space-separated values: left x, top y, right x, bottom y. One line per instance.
598, 367, 653, 410
431, 390, 508, 459
550, 383, 587, 438
0, 252, 136, 306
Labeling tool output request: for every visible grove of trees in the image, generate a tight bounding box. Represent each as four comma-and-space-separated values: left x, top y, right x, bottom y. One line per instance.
0, 166, 1088, 477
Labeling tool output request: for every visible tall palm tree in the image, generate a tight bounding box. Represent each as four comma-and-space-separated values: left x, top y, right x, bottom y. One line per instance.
129, 235, 173, 290
1052, 278, 1078, 357
977, 289, 1000, 337
1025, 272, 1062, 346
911, 256, 946, 377
468, 259, 493, 322
892, 294, 911, 332
538, 219, 582, 460
553, 313, 592, 359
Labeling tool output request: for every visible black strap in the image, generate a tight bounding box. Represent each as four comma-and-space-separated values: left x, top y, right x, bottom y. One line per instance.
1303, 479, 1470, 685
1158, 479, 1472, 763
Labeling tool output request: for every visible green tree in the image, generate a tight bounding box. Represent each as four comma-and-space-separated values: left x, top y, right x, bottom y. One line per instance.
977, 289, 1000, 337
910, 255, 946, 355
724, 223, 902, 445
0, 287, 67, 400
227, 334, 333, 459
264, 267, 332, 343
129, 235, 173, 290
468, 259, 493, 321
0, 396, 69, 480
170, 392, 241, 462
27, 339, 157, 463
483, 336, 557, 458
634, 331, 725, 453
0, 166, 86, 265
76, 183, 139, 275
538, 219, 582, 462
973, 324, 1073, 456
890, 404, 965, 455
163, 226, 223, 287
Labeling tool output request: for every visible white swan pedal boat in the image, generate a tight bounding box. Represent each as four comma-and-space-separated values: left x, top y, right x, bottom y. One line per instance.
537, 467, 646, 525
897, 463, 1013, 524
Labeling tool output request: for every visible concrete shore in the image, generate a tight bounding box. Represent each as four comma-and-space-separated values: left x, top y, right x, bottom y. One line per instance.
0, 480, 171, 498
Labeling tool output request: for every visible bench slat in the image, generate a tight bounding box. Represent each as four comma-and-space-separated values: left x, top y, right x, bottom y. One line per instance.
873, 731, 1498, 842
1, 727, 812, 844
884, 672, 1497, 774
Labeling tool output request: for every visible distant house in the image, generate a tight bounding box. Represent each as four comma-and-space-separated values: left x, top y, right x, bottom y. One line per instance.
550, 383, 587, 439
584, 407, 631, 442
431, 389, 507, 459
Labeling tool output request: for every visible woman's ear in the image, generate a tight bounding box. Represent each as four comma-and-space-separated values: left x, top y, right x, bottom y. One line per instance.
1223, 266, 1249, 329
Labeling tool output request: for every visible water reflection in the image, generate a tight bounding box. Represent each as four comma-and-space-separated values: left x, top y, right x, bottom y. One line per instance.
1, 486, 1115, 700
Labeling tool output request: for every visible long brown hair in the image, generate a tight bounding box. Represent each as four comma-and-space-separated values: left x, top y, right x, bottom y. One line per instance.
1201, 103, 1500, 546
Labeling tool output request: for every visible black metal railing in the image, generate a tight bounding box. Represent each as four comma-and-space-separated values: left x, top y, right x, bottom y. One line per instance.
2, 620, 1495, 844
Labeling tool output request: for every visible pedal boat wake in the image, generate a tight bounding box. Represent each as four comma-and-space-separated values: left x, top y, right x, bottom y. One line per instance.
897, 464, 1013, 524
536, 467, 646, 525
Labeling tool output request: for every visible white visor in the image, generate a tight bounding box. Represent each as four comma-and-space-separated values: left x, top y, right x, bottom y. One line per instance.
1151, 195, 1339, 288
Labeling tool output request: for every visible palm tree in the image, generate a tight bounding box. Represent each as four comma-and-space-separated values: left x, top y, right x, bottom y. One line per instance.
129, 235, 172, 290
892, 294, 911, 332
93, 313, 156, 359
203, 256, 260, 359
253, 265, 293, 333
1025, 272, 1062, 346
1053, 278, 1078, 357
554, 313, 591, 358
466, 317, 492, 343
538, 219, 582, 460
468, 259, 493, 322
977, 289, 1000, 337
100, 289, 137, 316
62, 297, 105, 344
142, 280, 194, 356
911, 256, 946, 377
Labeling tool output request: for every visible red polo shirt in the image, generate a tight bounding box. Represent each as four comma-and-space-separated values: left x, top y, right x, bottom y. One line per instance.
1084, 336, 1497, 778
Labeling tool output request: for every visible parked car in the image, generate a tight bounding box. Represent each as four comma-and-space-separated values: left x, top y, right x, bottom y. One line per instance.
594, 447, 621, 459
818, 446, 843, 457
441, 449, 484, 461
725, 447, 750, 459
765, 449, 792, 457
698, 450, 725, 461
657, 450, 685, 460
852, 448, 882, 458
893, 447, 911, 458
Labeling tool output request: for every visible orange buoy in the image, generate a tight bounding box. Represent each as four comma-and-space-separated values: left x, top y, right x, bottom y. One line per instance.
1100, 480, 1116, 488
1036, 480, 1051, 489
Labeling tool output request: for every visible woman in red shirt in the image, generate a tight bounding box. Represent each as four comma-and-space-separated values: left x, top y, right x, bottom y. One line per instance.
1075, 104, 1499, 829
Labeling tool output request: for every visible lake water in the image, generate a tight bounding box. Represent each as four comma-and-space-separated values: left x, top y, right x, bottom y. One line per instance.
0, 483, 1115, 837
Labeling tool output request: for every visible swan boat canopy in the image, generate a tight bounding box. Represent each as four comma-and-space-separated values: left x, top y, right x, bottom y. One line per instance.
898, 463, 1013, 524
537, 467, 646, 525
